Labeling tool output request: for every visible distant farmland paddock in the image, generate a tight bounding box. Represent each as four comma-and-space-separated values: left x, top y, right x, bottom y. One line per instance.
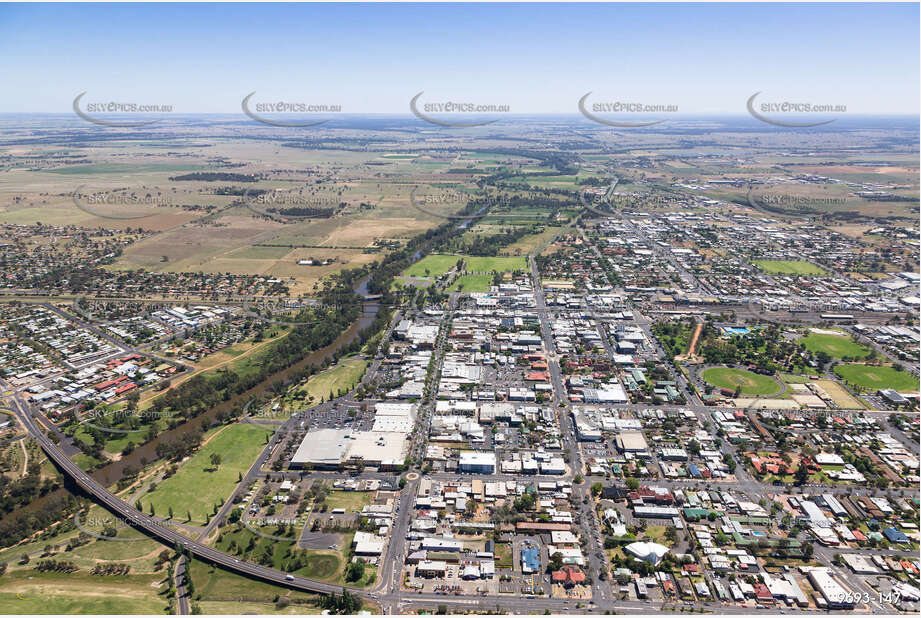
752, 260, 827, 275
834, 364, 919, 392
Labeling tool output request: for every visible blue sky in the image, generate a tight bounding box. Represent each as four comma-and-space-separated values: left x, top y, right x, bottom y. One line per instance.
0, 2, 917, 114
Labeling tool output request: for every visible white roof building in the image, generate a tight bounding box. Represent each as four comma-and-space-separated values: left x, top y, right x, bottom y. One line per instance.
625, 541, 670, 565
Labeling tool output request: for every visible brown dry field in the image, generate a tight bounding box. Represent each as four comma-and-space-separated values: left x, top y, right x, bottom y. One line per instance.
814, 379, 866, 410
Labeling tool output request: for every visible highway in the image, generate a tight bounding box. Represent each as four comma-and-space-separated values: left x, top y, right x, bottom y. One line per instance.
3, 391, 373, 602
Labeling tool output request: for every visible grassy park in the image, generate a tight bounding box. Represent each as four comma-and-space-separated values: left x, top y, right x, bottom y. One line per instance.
142, 423, 272, 524
752, 260, 827, 275
834, 364, 919, 392
447, 273, 494, 292
701, 367, 780, 395
299, 356, 368, 402
799, 332, 871, 359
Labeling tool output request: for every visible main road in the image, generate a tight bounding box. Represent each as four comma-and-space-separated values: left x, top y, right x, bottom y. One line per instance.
3, 390, 373, 601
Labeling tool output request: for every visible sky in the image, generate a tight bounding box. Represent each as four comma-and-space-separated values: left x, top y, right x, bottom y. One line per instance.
0, 2, 918, 115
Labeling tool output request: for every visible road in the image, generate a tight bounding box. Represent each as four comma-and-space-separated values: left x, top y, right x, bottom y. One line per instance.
3, 389, 374, 601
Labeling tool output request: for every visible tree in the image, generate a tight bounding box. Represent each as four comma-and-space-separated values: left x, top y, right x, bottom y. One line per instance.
591, 482, 603, 497
801, 542, 814, 559
548, 551, 564, 573
794, 463, 809, 486
625, 477, 640, 491
345, 559, 366, 583
210, 453, 222, 469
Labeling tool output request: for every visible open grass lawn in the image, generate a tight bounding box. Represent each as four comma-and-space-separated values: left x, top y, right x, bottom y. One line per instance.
189, 558, 318, 605
447, 273, 493, 292
197, 601, 323, 614
142, 423, 272, 524
401, 254, 460, 277
299, 357, 367, 403
752, 260, 827, 275
494, 543, 512, 567
701, 367, 780, 395
779, 373, 811, 384
322, 490, 373, 512
402, 254, 526, 278
834, 364, 919, 392
463, 255, 528, 273
500, 226, 565, 256
799, 332, 871, 359
0, 569, 168, 614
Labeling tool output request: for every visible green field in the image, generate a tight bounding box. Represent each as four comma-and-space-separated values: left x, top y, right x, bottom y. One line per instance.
800, 332, 871, 359
322, 490, 373, 512
701, 368, 780, 395
463, 255, 527, 273
143, 423, 272, 524
0, 570, 168, 614
299, 357, 367, 403
834, 364, 919, 392
401, 254, 460, 277
402, 254, 527, 278
447, 273, 493, 292
752, 260, 827, 275
188, 557, 328, 610
43, 163, 205, 175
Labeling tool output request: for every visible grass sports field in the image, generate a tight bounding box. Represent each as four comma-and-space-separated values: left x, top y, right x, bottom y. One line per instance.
799, 332, 871, 359
402, 254, 526, 278
834, 364, 919, 391
463, 255, 527, 272
447, 273, 493, 292
401, 254, 460, 277
142, 423, 272, 524
701, 367, 780, 395
752, 260, 826, 275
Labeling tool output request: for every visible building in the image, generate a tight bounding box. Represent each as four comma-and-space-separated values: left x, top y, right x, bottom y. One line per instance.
521, 546, 540, 574
416, 560, 447, 577
616, 431, 648, 453
878, 389, 908, 406
806, 568, 855, 610
624, 541, 670, 565
551, 565, 586, 587
352, 531, 386, 556
458, 451, 496, 474
290, 428, 409, 470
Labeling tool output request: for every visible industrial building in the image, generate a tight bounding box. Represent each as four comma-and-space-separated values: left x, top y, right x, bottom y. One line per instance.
458, 451, 497, 474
